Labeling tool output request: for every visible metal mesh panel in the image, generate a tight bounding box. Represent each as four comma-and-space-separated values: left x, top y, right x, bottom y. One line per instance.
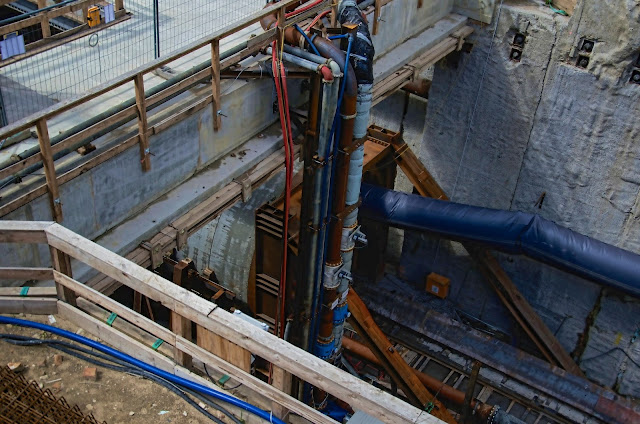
0, 0, 266, 124
0, 366, 106, 424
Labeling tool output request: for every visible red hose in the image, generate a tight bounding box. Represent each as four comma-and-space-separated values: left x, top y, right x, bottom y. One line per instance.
305, 9, 331, 31
271, 42, 293, 339
285, 0, 324, 18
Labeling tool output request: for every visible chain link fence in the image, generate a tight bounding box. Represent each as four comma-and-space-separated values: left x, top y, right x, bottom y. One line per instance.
0, 0, 267, 125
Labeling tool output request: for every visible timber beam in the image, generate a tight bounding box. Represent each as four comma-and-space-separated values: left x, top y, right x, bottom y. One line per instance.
383, 130, 583, 377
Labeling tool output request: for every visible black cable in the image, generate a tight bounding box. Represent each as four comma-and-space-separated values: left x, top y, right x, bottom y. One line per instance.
581, 347, 640, 369
0, 334, 235, 424
204, 363, 243, 391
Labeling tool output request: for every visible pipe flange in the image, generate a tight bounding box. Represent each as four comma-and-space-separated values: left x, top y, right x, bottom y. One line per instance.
487, 405, 500, 424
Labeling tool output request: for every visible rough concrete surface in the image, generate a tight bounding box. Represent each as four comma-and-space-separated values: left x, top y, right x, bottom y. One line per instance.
391, 0, 640, 397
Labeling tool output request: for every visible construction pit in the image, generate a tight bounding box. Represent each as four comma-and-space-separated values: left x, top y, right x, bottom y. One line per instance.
1, 1, 640, 423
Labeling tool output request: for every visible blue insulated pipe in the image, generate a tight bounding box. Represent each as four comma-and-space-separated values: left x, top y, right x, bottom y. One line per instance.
0, 316, 286, 424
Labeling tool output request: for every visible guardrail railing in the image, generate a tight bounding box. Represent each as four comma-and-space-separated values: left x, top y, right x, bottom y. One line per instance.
0, 220, 441, 424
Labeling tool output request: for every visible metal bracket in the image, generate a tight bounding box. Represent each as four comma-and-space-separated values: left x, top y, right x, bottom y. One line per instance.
335, 198, 362, 220
141, 241, 164, 269
233, 172, 252, 202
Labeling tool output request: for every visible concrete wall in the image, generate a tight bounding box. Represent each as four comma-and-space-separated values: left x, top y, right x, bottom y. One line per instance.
393, 0, 640, 396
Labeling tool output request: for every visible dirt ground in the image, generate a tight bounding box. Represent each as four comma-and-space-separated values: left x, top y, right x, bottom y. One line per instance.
0, 314, 240, 424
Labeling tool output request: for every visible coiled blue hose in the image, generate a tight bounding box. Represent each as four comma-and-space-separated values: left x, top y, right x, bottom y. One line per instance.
0, 316, 286, 424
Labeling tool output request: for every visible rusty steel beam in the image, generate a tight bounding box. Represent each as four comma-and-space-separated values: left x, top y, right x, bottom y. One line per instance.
347, 288, 458, 423
383, 129, 584, 377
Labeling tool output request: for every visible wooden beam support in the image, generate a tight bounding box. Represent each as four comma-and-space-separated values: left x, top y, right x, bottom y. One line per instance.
0, 286, 57, 296
133, 73, 151, 171
170, 259, 192, 368
210, 39, 222, 131
347, 289, 457, 423
271, 365, 292, 421
388, 135, 584, 377
0, 296, 57, 314
0, 267, 53, 280
49, 246, 77, 307
115, 0, 124, 11
35, 118, 63, 222
0, 221, 51, 243
372, 0, 381, 35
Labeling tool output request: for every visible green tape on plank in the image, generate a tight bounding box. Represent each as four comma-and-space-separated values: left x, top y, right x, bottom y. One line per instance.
218, 374, 231, 386
20, 287, 29, 296
106, 312, 118, 326
151, 339, 164, 350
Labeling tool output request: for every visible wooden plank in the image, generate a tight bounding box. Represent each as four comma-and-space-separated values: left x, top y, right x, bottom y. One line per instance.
0, 286, 56, 296
49, 246, 77, 306
134, 73, 151, 171
553, 0, 577, 15
0, 185, 48, 218
170, 259, 192, 367
53, 271, 175, 344
0, 152, 42, 182
348, 289, 457, 423
0, 267, 53, 280
0, 296, 57, 314
211, 39, 222, 131
37, 0, 51, 38
35, 118, 63, 222
0, 220, 51, 243
390, 139, 584, 377
373, 0, 381, 35
43, 223, 438, 424
146, 67, 210, 108
271, 365, 292, 420
196, 326, 251, 372
58, 301, 176, 373
50, 105, 137, 156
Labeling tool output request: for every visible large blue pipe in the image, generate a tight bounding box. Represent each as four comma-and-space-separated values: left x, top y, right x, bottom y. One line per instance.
359, 184, 640, 297
0, 316, 286, 424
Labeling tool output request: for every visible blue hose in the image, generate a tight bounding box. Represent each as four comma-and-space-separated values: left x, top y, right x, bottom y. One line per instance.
294, 24, 321, 56
0, 316, 286, 424
328, 34, 349, 40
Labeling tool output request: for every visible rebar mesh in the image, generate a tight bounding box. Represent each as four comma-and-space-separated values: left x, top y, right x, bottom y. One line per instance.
0, 0, 266, 124
0, 366, 106, 424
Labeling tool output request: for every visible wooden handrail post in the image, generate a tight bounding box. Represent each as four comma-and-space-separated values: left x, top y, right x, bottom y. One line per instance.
373, 0, 381, 35
37, 0, 51, 38
271, 365, 292, 420
115, 0, 124, 11
210, 39, 221, 131
133, 73, 151, 171
35, 118, 63, 222
170, 259, 192, 367
49, 247, 77, 306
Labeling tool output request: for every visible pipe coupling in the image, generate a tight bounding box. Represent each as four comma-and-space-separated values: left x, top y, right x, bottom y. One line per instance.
341, 224, 367, 252
323, 262, 344, 291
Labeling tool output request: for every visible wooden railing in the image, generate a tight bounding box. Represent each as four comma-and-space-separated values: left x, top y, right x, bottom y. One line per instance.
0, 0, 327, 222
0, 220, 443, 424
